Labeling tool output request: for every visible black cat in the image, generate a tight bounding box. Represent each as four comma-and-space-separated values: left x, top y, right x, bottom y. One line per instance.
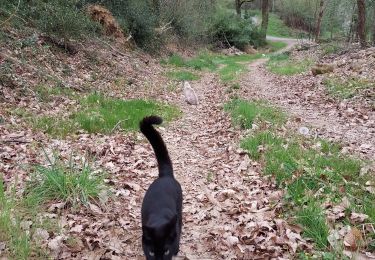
140, 116, 182, 260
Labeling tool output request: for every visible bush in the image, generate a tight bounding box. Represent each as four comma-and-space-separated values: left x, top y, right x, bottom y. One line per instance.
82, 0, 160, 50
159, 0, 215, 42
208, 9, 265, 50
32, 0, 99, 39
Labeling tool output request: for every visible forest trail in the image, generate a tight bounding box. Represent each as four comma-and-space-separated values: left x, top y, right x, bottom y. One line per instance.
240, 40, 375, 162
148, 39, 311, 258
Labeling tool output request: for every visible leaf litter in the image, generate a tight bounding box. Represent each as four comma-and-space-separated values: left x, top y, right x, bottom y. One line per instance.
1, 33, 374, 258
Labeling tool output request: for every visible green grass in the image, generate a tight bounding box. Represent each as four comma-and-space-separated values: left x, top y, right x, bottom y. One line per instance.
266, 41, 288, 52
249, 11, 299, 38
324, 77, 375, 100
31, 116, 78, 137
30, 93, 180, 137
162, 51, 262, 82
166, 70, 200, 81
0, 153, 106, 258
75, 93, 180, 133
266, 53, 314, 75
240, 130, 373, 250
296, 203, 329, 250
227, 100, 374, 252
0, 177, 50, 259
0, 179, 32, 259
35, 84, 76, 102
224, 99, 286, 129
25, 155, 105, 206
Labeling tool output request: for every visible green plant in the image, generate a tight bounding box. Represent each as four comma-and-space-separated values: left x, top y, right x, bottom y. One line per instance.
26, 154, 105, 206
239, 119, 373, 250
30, 93, 180, 137
321, 43, 344, 55
162, 51, 262, 82
35, 84, 76, 102
267, 53, 313, 75
166, 70, 199, 81
296, 202, 329, 250
74, 93, 180, 133
208, 9, 265, 49
225, 99, 286, 129
324, 77, 375, 99
26, 0, 99, 40
266, 41, 288, 52
0, 177, 47, 259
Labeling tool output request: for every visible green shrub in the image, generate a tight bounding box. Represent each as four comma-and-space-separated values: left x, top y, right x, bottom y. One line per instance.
208, 9, 265, 50
25, 0, 99, 40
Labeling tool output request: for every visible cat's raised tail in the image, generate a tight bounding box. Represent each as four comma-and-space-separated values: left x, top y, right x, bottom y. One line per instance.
140, 116, 173, 177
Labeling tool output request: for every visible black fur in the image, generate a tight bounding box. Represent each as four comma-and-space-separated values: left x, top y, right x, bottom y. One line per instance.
140, 116, 182, 260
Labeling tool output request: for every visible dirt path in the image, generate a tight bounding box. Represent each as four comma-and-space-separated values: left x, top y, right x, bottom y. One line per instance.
239, 41, 375, 162
154, 74, 309, 258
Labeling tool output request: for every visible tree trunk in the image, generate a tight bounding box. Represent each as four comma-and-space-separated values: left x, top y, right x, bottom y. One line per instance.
357, 0, 366, 47
373, 3, 375, 45
235, 0, 241, 16
314, 0, 325, 42
260, 0, 269, 41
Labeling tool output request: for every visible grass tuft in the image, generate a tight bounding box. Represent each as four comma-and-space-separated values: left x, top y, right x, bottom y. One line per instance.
26, 156, 105, 206
166, 70, 200, 81
296, 202, 329, 250
35, 84, 76, 102
75, 93, 180, 134
224, 99, 286, 128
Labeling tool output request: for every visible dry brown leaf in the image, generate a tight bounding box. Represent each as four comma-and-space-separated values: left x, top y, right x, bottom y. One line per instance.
344, 227, 363, 251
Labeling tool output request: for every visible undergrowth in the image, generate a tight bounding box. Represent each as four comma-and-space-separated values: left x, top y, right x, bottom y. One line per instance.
225, 98, 375, 253
166, 70, 200, 81
224, 99, 286, 128
323, 77, 375, 100
25, 155, 105, 207
0, 153, 106, 258
162, 52, 262, 82
27, 93, 180, 137
248, 10, 299, 38
266, 53, 313, 75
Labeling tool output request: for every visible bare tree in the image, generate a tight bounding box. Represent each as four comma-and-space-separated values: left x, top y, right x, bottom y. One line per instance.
261, 0, 270, 41
357, 0, 366, 47
315, 0, 325, 42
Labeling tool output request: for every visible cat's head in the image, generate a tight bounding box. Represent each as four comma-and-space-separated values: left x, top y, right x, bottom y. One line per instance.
142, 211, 178, 260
